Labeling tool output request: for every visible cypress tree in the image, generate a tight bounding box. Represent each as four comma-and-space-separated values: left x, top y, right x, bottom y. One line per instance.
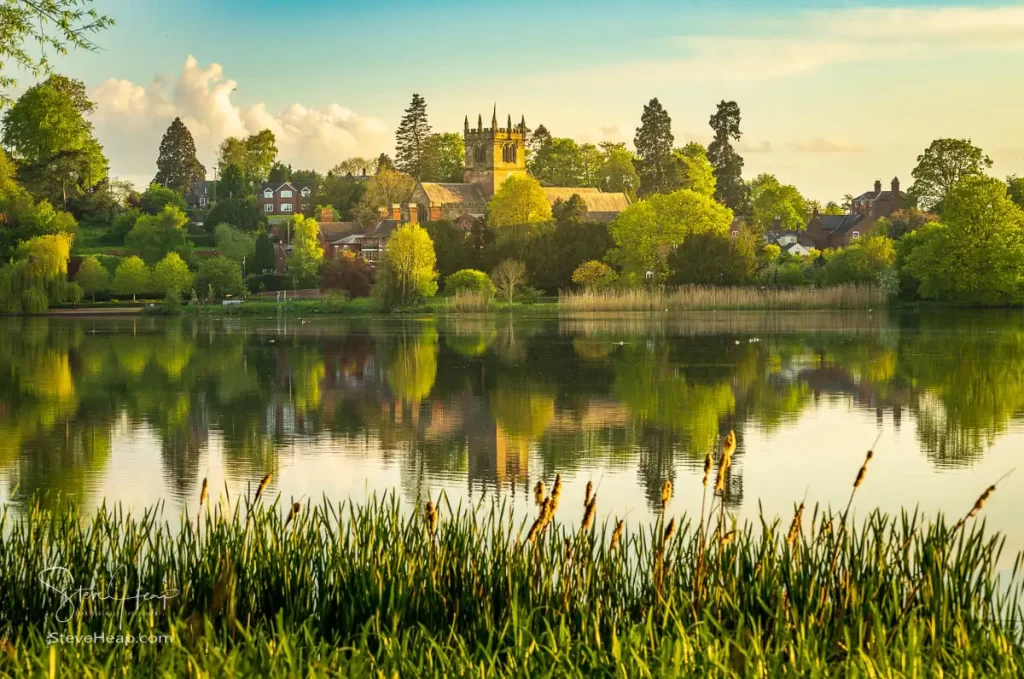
707, 101, 748, 212
154, 117, 206, 194
395, 94, 431, 180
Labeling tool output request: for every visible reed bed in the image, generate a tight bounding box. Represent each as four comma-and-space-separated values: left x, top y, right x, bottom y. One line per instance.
443, 289, 495, 312
0, 457, 1021, 676
560, 284, 884, 311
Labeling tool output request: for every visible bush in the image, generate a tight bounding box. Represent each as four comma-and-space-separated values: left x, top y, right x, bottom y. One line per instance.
321, 251, 374, 298
245, 273, 291, 293
206, 197, 266, 233
571, 260, 617, 291
139, 184, 187, 216
195, 256, 245, 301
667, 232, 757, 286
445, 269, 495, 296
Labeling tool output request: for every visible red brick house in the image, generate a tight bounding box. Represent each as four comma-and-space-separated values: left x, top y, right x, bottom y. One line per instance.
260, 182, 312, 218
852, 178, 907, 219
805, 212, 869, 250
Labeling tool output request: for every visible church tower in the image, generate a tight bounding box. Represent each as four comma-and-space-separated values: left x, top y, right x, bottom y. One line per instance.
463, 106, 527, 198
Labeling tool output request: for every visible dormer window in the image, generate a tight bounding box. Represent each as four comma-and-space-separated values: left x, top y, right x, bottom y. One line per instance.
301, 187, 311, 197
280, 190, 293, 198
263, 189, 273, 199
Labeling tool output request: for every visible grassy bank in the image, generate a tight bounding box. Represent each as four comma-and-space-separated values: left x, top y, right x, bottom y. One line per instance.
0, 451, 1021, 676
560, 284, 885, 311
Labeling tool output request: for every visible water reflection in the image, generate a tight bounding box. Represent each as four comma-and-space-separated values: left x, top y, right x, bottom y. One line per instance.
0, 311, 1022, 514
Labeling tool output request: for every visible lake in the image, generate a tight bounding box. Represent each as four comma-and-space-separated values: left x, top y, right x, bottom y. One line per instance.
1, 310, 1022, 562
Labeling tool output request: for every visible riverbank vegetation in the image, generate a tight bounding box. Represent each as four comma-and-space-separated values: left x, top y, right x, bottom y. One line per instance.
0, 445, 1021, 676
560, 283, 884, 311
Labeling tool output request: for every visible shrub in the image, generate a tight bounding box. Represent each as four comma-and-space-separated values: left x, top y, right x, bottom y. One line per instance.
571, 260, 617, 291
74, 256, 110, 301
445, 269, 495, 296
112, 256, 152, 302
195, 256, 245, 301
139, 184, 186, 216
321, 251, 374, 298
490, 259, 527, 303
245, 273, 291, 293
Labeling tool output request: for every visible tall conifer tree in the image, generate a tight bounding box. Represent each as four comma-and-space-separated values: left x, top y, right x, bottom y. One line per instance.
154, 117, 206, 194
633, 98, 678, 197
707, 101, 748, 212
395, 94, 431, 180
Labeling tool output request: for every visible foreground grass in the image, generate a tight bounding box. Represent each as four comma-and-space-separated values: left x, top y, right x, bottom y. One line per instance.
561, 284, 885, 311
0, 449, 1021, 677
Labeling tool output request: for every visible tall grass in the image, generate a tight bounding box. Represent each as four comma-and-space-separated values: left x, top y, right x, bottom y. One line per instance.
443, 289, 495, 312
0, 454, 1021, 676
560, 284, 884, 311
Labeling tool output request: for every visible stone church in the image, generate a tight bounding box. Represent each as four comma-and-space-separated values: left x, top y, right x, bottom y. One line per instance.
405, 108, 630, 224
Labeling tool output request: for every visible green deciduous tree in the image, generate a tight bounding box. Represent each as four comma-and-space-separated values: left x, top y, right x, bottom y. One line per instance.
267, 162, 291, 184
707, 100, 748, 212
214, 223, 256, 267
904, 176, 1024, 305
287, 214, 324, 285
195, 256, 245, 300
420, 132, 464, 183
0, 2, 113, 107
353, 168, 414, 226
749, 173, 808, 233
395, 93, 431, 179
425, 219, 474, 282
319, 174, 366, 221
152, 252, 193, 298
609, 188, 734, 283
253, 233, 277, 274
571, 260, 617, 290
875, 208, 938, 240
331, 157, 377, 177
113, 256, 151, 302
73, 255, 109, 301
153, 117, 206, 194
634, 98, 679, 197
445, 269, 495, 296
140, 183, 187, 215
205, 196, 264, 232
908, 138, 992, 213
0, 233, 78, 312
217, 130, 278, 195
667, 232, 756, 286
217, 164, 246, 199
487, 175, 551, 227
675, 142, 716, 198
599, 143, 639, 201
1005, 175, 1024, 211
125, 206, 192, 265
377, 223, 438, 307
817, 235, 894, 286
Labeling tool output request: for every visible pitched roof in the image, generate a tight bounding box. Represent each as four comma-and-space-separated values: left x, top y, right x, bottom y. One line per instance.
318, 221, 361, 242
815, 214, 865, 234
368, 219, 401, 239
853, 189, 906, 202
260, 181, 310, 194
419, 182, 487, 205
541, 187, 631, 222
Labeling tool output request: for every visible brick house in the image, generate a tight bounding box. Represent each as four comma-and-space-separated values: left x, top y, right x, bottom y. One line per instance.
259, 182, 312, 218
851, 178, 906, 219
186, 180, 216, 209
804, 212, 869, 250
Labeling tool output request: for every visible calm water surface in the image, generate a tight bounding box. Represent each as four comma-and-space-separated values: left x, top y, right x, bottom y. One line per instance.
1, 311, 1022, 561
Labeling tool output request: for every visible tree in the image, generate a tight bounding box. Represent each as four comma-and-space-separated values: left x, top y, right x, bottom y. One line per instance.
599, 143, 640, 201
287, 214, 324, 285
217, 130, 278, 195
140, 183, 187, 215
667, 232, 756, 286
253, 233, 277, 273
152, 252, 193, 298
608, 188, 734, 283
0, 233, 77, 312
217, 164, 246, 199
445, 269, 495, 296
353, 168, 414, 225
195, 256, 245, 300
875, 208, 938, 240
425, 219, 474, 281
634, 98, 678, 197
571, 260, 617, 290
377, 223, 438, 307
320, 251, 373, 297
73, 255, 109, 301
707, 100, 748, 211
2, 76, 107, 208
113, 256, 151, 302
376, 153, 395, 172
675, 143, 716, 198
817, 235, 895, 286
125, 206, 192, 265
487, 175, 552, 227
490, 259, 528, 303
531, 137, 587, 187
320, 174, 366, 220
1006, 176, 1024, 211
749, 174, 807, 233
0, 2, 114, 107
205, 196, 264, 232
904, 176, 1024, 305
527, 124, 552, 160
331, 157, 378, 177
395, 93, 431, 179
153, 117, 206, 194
908, 138, 992, 212
420, 132, 464, 183
267, 161, 291, 183
214, 223, 256, 270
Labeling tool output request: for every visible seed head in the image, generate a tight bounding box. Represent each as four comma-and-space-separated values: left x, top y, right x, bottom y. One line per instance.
663, 517, 676, 543
534, 480, 546, 507
787, 502, 805, 546
284, 501, 301, 528
853, 450, 874, 489
610, 519, 624, 551
967, 485, 997, 519
702, 453, 712, 488
584, 480, 594, 508
582, 496, 596, 532
425, 501, 438, 536
199, 477, 209, 507
660, 480, 673, 508
255, 473, 272, 503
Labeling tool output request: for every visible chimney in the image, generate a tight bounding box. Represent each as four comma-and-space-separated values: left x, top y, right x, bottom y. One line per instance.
891, 177, 900, 194
377, 206, 388, 219
812, 205, 819, 217
429, 201, 442, 222
405, 202, 418, 224
391, 203, 401, 221
874, 179, 882, 194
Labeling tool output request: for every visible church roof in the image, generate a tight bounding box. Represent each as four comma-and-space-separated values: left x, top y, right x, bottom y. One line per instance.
419, 182, 487, 205
542, 188, 630, 223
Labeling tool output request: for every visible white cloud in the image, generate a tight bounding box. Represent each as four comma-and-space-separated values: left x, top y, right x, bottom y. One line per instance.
737, 139, 773, 153
572, 6, 1024, 83
91, 56, 388, 187
788, 138, 864, 153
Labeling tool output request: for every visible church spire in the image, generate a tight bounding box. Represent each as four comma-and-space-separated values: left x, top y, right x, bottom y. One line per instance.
507, 113, 512, 132
491, 104, 498, 130
520, 114, 526, 132
464, 115, 469, 134
477, 113, 482, 132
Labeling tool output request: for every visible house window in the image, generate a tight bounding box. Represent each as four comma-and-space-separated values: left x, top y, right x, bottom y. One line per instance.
301, 188, 311, 197
264, 204, 274, 213
852, 231, 860, 240
281, 203, 293, 213
731, 231, 738, 238
280, 190, 293, 198
199, 197, 207, 207
263, 189, 273, 198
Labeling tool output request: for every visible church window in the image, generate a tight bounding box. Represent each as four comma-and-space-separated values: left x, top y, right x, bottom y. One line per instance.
474, 145, 486, 163
502, 143, 517, 163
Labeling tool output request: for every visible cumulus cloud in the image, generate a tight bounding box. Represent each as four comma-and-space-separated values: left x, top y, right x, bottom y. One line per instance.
737, 139, 773, 153
787, 138, 864, 153
91, 56, 388, 187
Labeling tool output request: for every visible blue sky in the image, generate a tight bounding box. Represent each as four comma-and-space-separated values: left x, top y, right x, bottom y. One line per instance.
29, 0, 1024, 200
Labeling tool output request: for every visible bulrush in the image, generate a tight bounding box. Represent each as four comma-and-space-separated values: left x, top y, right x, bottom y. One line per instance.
284, 501, 302, 529
199, 478, 209, 507
610, 519, 624, 551
581, 495, 597, 532
425, 500, 438, 537
663, 517, 676, 544
550, 474, 563, 512
534, 480, 546, 507
787, 502, 805, 546
584, 481, 593, 509
660, 480, 672, 514
853, 450, 874, 490
715, 431, 736, 495
702, 453, 712, 488
255, 473, 272, 503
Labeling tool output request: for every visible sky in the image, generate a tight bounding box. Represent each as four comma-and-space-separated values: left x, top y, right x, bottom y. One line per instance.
15, 0, 1024, 202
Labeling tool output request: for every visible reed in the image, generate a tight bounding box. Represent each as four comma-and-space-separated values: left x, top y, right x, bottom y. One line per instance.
444, 290, 494, 312
559, 284, 884, 311
0, 478, 1021, 675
